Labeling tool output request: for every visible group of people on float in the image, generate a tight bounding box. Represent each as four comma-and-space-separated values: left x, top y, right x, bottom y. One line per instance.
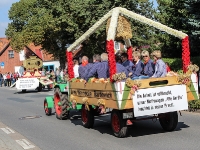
73, 49, 168, 81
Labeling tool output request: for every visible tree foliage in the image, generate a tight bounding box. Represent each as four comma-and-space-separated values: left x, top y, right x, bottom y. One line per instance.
6, 0, 158, 65
185, 0, 200, 55
155, 0, 200, 57
155, 0, 189, 58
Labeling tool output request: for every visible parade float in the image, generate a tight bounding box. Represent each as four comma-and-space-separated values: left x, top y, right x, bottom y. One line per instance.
16, 56, 53, 92
44, 7, 198, 138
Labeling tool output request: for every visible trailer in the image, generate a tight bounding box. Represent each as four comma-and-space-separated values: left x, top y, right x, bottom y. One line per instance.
44, 7, 198, 137
16, 56, 53, 92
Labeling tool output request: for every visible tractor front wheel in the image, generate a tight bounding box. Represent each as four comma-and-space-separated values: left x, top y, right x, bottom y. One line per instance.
44, 99, 52, 116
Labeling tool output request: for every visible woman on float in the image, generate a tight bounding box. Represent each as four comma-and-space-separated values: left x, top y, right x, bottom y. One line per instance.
129, 51, 144, 80
151, 50, 167, 78
139, 50, 154, 79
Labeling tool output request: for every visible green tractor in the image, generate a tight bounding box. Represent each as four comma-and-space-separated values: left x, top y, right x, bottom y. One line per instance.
44, 82, 82, 119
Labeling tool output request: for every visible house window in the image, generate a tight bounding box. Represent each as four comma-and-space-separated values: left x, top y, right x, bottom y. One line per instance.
8, 50, 14, 58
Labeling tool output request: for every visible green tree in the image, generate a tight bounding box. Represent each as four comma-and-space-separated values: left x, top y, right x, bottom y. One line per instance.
155, 0, 189, 58
185, 0, 200, 56
6, 0, 158, 65
6, 0, 77, 67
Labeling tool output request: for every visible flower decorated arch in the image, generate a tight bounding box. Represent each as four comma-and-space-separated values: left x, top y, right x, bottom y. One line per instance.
66, 7, 190, 80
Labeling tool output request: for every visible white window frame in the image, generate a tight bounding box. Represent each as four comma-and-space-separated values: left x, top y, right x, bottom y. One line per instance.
8, 50, 14, 58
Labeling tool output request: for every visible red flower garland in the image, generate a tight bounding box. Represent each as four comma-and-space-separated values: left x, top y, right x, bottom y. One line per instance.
66, 51, 74, 79
127, 46, 133, 61
106, 40, 116, 82
182, 36, 190, 73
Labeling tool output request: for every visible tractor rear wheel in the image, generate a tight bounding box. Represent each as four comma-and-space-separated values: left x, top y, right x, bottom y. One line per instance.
44, 99, 52, 116
159, 111, 178, 131
54, 88, 69, 120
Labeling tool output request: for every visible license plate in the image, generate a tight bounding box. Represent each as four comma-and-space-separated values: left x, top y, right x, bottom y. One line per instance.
123, 112, 133, 119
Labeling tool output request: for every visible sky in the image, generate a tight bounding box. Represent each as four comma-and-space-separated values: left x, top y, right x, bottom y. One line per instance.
0, 0, 19, 37
0, 0, 158, 38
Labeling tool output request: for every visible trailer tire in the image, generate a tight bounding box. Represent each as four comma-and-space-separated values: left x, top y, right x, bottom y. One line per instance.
159, 111, 178, 131
111, 109, 128, 138
22, 89, 26, 93
44, 99, 52, 116
54, 88, 69, 120
81, 105, 94, 128
37, 83, 42, 92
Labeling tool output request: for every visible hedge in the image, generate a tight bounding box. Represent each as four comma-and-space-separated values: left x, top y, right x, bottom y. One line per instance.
163, 57, 200, 71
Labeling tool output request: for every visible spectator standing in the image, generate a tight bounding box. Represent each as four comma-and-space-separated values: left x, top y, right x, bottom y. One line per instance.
3, 73, 7, 86
55, 68, 60, 82
14, 72, 18, 81
0, 71, 3, 87
73, 58, 79, 78
60, 69, 64, 80
6, 72, 11, 87
11, 73, 15, 85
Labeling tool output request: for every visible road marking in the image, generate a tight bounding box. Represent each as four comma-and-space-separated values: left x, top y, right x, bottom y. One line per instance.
16, 139, 35, 149
1, 127, 15, 134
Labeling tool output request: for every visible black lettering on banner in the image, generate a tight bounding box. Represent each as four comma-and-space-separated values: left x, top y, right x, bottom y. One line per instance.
166, 97, 172, 101
138, 106, 150, 111
70, 90, 112, 98
168, 103, 174, 107
137, 101, 146, 105
155, 105, 163, 109
94, 91, 112, 98
137, 94, 142, 98
156, 91, 172, 96
143, 93, 152, 98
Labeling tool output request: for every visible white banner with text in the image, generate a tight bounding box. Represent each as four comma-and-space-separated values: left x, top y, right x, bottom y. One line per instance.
16, 78, 39, 90
133, 85, 188, 117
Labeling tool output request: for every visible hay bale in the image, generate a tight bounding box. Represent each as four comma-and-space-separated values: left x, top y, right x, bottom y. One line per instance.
106, 16, 132, 40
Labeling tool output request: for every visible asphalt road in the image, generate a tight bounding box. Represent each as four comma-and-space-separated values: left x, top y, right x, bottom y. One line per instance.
0, 87, 200, 150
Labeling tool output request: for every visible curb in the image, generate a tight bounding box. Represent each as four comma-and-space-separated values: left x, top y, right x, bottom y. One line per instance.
0, 122, 41, 150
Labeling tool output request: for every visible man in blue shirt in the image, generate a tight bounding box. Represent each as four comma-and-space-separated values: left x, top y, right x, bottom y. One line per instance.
121, 53, 133, 73
86, 53, 109, 80
83, 54, 101, 79
78, 56, 92, 80
115, 57, 128, 77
